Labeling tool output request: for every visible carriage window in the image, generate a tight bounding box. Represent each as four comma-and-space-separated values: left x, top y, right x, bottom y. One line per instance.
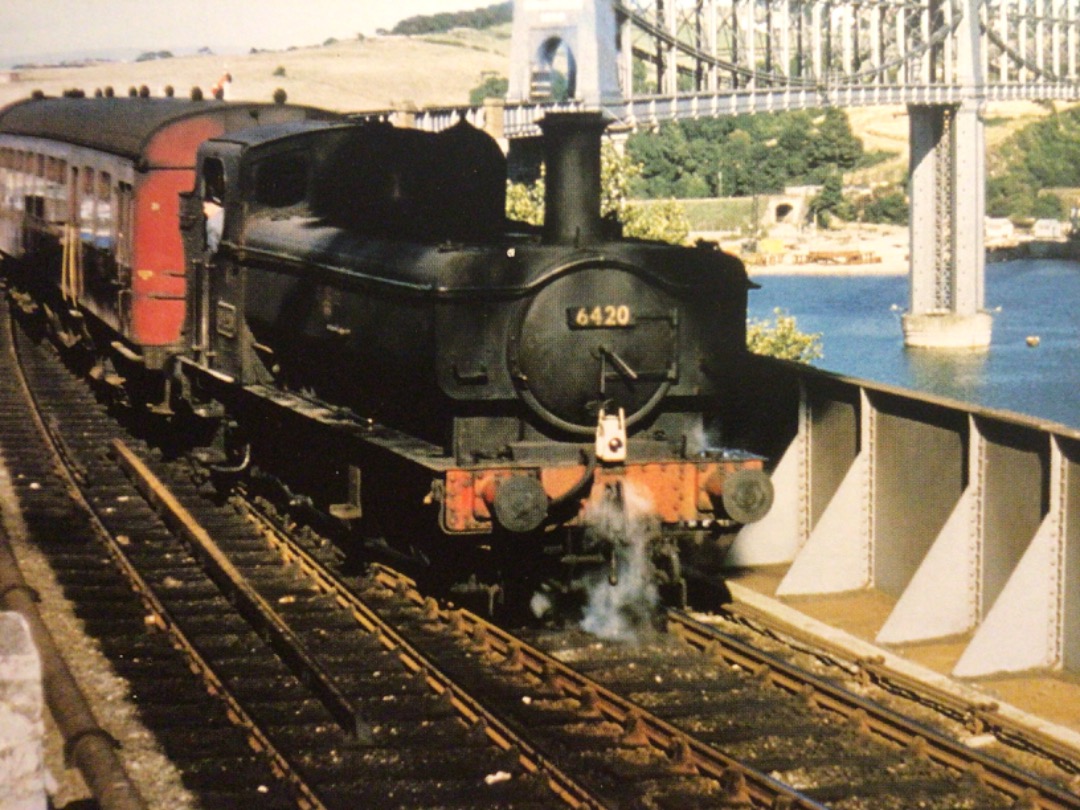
254, 152, 308, 208
116, 182, 133, 274
80, 167, 98, 244
96, 172, 114, 248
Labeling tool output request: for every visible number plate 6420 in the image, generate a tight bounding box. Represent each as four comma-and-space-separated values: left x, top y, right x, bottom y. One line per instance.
567, 305, 634, 329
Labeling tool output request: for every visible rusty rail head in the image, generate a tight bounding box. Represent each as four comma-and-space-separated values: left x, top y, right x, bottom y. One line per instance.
230, 491, 612, 810
367, 564, 826, 810
668, 609, 1080, 810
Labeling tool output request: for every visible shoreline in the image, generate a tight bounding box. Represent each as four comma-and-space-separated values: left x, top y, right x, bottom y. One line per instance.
699, 223, 1080, 276
745, 260, 906, 276
702, 222, 911, 277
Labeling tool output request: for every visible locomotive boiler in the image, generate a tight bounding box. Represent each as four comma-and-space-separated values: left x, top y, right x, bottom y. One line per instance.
175, 110, 772, 603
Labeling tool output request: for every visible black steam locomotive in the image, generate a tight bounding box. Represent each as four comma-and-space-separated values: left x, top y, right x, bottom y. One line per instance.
171, 110, 771, 604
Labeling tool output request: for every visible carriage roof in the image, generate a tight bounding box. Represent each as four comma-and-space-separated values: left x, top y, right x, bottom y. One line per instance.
0, 97, 331, 161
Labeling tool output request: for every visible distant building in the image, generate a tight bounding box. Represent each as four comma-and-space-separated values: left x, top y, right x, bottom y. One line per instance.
0, 71, 20, 84
985, 217, 1015, 245
1032, 218, 1065, 239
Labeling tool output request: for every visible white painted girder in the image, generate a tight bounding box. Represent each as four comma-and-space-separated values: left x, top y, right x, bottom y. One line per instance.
953, 438, 1069, 677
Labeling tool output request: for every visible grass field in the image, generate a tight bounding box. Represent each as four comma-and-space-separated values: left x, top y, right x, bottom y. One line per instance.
0, 27, 511, 111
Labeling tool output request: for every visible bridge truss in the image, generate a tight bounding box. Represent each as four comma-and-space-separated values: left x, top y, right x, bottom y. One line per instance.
612, 0, 1080, 118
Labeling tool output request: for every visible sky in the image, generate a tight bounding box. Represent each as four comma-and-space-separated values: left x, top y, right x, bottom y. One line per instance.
1, 1, 489, 65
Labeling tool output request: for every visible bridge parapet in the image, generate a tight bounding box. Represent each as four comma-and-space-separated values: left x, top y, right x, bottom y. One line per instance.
729, 355, 1080, 679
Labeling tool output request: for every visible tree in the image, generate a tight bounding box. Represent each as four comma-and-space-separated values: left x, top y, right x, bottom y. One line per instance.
859, 187, 909, 225
469, 74, 508, 105
392, 2, 513, 35
806, 108, 863, 177
625, 108, 866, 200
747, 308, 823, 363
807, 172, 849, 226
988, 106, 1080, 220
507, 143, 690, 244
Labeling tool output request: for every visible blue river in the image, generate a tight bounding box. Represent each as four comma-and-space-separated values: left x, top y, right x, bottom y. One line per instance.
746, 258, 1080, 430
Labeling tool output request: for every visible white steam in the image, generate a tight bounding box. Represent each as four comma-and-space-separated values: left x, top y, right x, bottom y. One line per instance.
579, 481, 661, 641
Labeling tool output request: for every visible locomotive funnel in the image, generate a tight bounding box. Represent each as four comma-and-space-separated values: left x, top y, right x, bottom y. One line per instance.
539, 112, 610, 245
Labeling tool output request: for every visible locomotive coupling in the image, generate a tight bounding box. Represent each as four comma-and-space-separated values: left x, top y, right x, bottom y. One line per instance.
595, 408, 628, 463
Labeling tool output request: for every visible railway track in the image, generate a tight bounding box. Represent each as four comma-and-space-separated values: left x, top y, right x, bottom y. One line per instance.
4, 293, 1080, 809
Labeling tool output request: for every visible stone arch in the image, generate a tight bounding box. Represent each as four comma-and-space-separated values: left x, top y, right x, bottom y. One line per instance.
775, 202, 794, 223
533, 37, 577, 101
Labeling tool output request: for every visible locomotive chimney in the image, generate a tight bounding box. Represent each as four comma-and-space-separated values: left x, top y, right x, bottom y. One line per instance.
539, 112, 610, 246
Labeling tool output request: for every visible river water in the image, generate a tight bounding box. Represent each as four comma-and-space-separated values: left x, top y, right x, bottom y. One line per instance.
746, 258, 1080, 430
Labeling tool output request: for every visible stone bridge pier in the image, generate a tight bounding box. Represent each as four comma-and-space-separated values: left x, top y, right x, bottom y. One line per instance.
903, 101, 993, 349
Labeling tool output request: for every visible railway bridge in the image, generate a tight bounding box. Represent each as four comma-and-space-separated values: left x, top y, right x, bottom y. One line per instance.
379, 1, 1080, 682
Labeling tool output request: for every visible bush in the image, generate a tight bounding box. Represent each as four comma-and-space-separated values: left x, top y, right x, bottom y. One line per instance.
747, 308, 823, 363
626, 108, 865, 200
858, 187, 909, 225
392, 3, 512, 35
1033, 192, 1065, 219
469, 74, 508, 105
272, 65, 286, 77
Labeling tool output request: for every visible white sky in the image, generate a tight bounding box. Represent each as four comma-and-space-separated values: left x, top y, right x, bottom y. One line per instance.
1, 1, 489, 64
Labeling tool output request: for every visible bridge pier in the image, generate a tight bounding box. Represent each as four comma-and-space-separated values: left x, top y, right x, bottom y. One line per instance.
903, 101, 992, 349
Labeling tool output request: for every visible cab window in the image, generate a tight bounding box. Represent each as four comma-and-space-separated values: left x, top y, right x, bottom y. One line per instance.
253, 152, 308, 209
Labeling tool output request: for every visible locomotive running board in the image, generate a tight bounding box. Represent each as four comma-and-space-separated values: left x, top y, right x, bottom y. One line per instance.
247, 383, 458, 471
177, 358, 457, 473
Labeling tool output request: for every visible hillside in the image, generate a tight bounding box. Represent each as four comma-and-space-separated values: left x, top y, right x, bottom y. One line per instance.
2, 28, 1066, 190
0, 27, 511, 112
846, 101, 1070, 186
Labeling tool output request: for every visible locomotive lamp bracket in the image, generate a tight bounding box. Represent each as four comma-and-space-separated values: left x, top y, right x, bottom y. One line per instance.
595, 408, 627, 463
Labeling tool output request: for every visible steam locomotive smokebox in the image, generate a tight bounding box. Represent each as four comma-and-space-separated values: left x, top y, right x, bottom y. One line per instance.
539, 112, 610, 245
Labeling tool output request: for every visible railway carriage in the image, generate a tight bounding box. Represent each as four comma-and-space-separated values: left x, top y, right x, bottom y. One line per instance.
0, 96, 335, 396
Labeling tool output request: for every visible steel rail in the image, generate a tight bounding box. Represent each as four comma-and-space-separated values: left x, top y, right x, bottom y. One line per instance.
4, 307, 325, 810
668, 610, 1080, 810
721, 598, 1080, 779
2, 299, 148, 810
365, 565, 826, 810
238, 494, 609, 810
109, 439, 375, 743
